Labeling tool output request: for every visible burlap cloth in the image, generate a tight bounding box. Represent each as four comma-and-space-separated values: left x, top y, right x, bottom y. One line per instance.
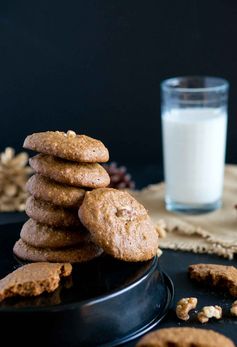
132, 165, 237, 259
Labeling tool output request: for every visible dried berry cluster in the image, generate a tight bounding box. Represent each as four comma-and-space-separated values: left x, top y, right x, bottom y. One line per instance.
103, 162, 135, 189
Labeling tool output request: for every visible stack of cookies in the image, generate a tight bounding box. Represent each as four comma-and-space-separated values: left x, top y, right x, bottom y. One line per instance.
13, 130, 110, 263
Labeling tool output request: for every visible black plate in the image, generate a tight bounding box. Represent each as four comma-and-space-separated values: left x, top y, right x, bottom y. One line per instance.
0, 222, 174, 346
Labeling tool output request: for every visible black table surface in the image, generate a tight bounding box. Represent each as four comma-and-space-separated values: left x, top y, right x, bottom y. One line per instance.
1, 212, 236, 346
129, 165, 236, 345
0, 165, 236, 346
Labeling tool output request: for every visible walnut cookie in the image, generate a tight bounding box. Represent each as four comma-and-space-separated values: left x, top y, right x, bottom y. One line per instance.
0, 262, 72, 302
23, 130, 109, 163
136, 327, 235, 347
79, 188, 159, 262
20, 219, 90, 249
29, 154, 110, 188
13, 239, 103, 263
25, 196, 81, 228
189, 263, 237, 297
26, 174, 86, 208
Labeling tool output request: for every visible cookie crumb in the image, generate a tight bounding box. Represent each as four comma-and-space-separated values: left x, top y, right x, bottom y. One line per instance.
197, 305, 222, 323
230, 300, 237, 316
157, 248, 163, 257
176, 297, 198, 321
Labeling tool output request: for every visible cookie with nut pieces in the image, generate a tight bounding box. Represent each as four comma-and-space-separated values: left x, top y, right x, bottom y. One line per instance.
13, 239, 103, 263
20, 219, 90, 249
26, 174, 86, 208
23, 130, 109, 163
79, 188, 159, 262
136, 327, 235, 347
189, 263, 237, 297
0, 262, 72, 302
29, 154, 110, 188
25, 196, 81, 228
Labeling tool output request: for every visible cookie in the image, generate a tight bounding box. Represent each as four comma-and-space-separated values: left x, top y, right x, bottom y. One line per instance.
13, 239, 103, 263
26, 174, 86, 208
29, 154, 110, 188
189, 263, 237, 297
23, 130, 109, 163
0, 262, 72, 302
79, 188, 159, 262
20, 219, 90, 249
25, 196, 80, 227
136, 327, 235, 347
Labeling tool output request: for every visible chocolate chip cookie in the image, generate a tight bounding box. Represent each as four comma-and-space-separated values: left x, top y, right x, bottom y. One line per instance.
79, 188, 159, 262
29, 154, 110, 188
23, 130, 109, 163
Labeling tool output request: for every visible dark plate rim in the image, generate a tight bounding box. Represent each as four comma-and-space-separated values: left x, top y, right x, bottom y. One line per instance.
0, 254, 159, 313
99, 272, 174, 347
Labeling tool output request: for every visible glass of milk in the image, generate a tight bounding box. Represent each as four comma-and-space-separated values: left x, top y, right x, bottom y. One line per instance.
161, 76, 229, 213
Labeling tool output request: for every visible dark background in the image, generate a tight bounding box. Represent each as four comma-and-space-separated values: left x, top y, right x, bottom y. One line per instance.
1, 0, 237, 170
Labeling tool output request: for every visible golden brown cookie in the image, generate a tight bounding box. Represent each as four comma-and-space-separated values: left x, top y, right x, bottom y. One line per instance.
23, 130, 109, 163
189, 263, 237, 297
136, 327, 235, 347
29, 154, 110, 188
25, 196, 80, 227
13, 239, 103, 263
26, 174, 86, 208
79, 188, 159, 262
20, 219, 90, 249
0, 262, 72, 302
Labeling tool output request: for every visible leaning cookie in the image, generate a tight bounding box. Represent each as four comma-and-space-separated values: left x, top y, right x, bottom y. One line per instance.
136, 327, 235, 347
79, 188, 159, 262
23, 130, 109, 163
13, 239, 103, 263
189, 263, 237, 297
29, 154, 110, 188
0, 262, 72, 302
20, 219, 90, 249
26, 174, 86, 208
25, 196, 81, 227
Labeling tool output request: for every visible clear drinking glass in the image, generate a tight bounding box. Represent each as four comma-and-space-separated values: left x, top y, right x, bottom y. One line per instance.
161, 76, 229, 213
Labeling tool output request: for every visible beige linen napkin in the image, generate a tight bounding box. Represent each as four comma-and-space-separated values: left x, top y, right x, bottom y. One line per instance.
132, 165, 237, 259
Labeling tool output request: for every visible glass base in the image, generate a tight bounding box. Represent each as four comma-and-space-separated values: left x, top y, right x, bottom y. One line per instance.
165, 198, 221, 215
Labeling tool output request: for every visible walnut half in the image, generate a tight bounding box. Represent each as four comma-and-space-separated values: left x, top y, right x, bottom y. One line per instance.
66, 130, 76, 137
197, 305, 222, 323
176, 297, 198, 321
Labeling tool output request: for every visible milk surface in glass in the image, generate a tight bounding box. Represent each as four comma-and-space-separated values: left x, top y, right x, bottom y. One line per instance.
162, 107, 227, 205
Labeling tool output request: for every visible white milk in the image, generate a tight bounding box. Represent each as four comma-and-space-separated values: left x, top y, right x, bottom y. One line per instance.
162, 108, 227, 205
